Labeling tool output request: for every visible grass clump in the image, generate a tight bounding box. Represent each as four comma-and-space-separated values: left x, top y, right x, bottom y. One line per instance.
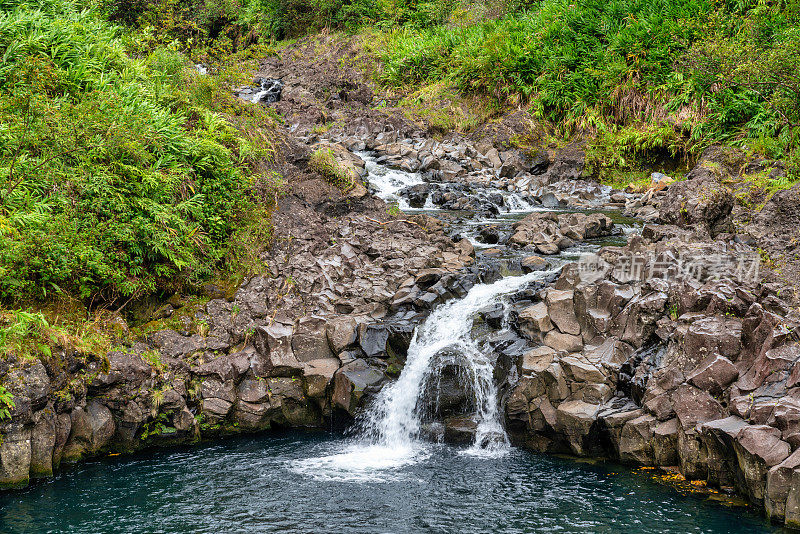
308, 147, 356, 190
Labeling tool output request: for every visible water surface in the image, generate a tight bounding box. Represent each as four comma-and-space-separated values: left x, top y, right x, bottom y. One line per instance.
0, 431, 779, 534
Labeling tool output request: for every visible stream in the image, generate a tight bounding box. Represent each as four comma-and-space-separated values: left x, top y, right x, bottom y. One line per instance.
0, 156, 781, 533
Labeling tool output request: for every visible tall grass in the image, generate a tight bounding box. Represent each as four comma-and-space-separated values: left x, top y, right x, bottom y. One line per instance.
376, 0, 800, 174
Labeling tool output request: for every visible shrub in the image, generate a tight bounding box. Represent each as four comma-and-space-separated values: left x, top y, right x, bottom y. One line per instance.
374, 0, 800, 178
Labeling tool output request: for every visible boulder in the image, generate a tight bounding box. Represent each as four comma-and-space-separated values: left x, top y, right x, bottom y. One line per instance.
519, 346, 557, 375
652, 418, 679, 466
292, 316, 334, 362
358, 323, 389, 358
326, 317, 358, 353
700, 416, 750, 487
303, 358, 340, 398
253, 323, 302, 377
517, 303, 553, 341
560, 355, 606, 384
30, 408, 56, 477
734, 425, 791, 503
0, 424, 31, 488
521, 256, 548, 273
332, 359, 385, 415
62, 401, 115, 462
556, 400, 600, 455
766, 449, 800, 522
619, 414, 657, 465
544, 331, 583, 352
687, 354, 739, 395
545, 290, 581, 335
201, 379, 236, 423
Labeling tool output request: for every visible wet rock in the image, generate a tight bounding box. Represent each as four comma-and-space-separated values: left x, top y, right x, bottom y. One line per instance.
0, 424, 31, 488
443, 415, 478, 445
332, 359, 385, 415
236, 77, 283, 104
358, 323, 390, 358
477, 226, 502, 245
477, 303, 505, 329
399, 184, 430, 208
517, 302, 553, 342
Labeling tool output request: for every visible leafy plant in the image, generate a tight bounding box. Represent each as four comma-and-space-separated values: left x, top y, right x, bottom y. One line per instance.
0, 0, 281, 304
0, 385, 15, 421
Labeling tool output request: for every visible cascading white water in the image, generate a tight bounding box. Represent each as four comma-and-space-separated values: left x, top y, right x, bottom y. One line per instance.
364, 271, 553, 454
290, 270, 554, 481
503, 192, 540, 213
358, 152, 427, 210
359, 152, 541, 214
366, 272, 549, 452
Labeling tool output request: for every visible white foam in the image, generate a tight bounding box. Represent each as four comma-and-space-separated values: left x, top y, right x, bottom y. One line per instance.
289, 443, 428, 483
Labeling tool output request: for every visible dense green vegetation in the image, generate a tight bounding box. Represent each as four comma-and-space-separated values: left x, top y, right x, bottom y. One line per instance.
118, 0, 800, 182
1, 0, 797, 356
0, 0, 279, 306
371, 0, 800, 178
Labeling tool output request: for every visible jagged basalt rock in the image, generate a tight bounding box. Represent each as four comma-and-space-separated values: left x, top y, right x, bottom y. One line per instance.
505, 228, 800, 527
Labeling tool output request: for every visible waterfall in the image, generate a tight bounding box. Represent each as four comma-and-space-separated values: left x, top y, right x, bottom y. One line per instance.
359, 152, 426, 209
290, 156, 557, 481
362, 270, 553, 455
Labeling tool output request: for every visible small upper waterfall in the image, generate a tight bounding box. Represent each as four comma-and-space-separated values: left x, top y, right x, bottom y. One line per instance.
359, 152, 427, 209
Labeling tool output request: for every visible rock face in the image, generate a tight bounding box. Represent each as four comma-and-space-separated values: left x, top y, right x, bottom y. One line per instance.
505, 228, 800, 528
